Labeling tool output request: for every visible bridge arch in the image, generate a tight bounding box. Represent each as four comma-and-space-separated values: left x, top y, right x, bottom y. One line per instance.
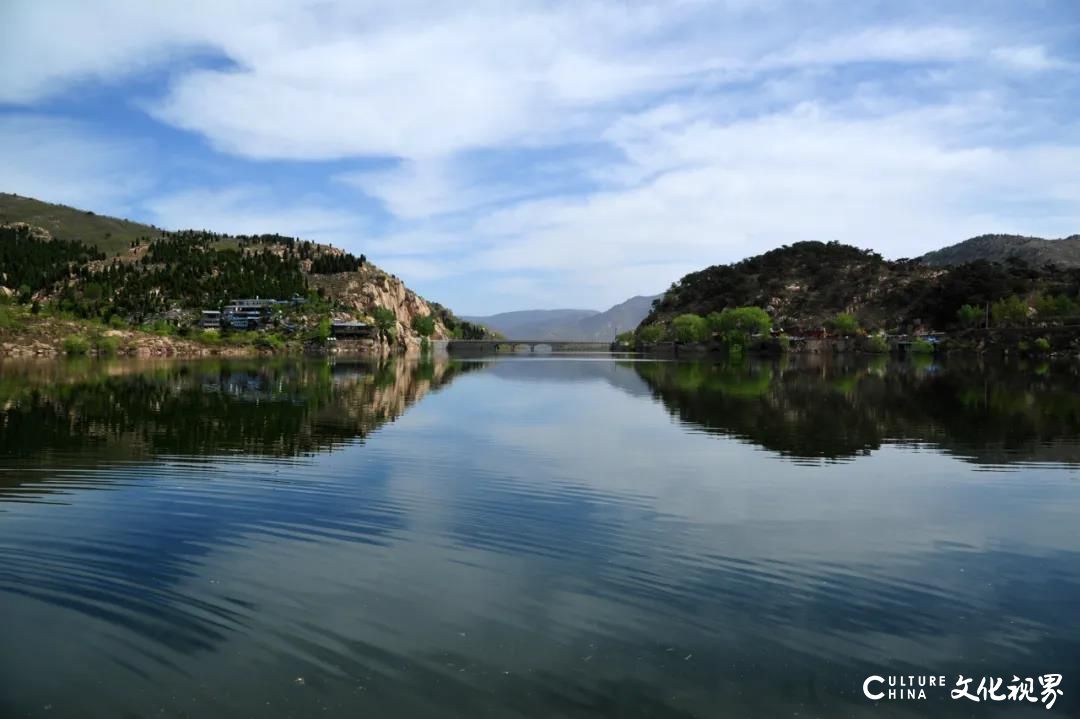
446, 339, 614, 354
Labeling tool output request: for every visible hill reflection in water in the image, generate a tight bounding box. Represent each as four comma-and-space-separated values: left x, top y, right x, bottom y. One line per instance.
0, 355, 1078, 718
629, 354, 1080, 467
0, 357, 482, 469
4, 354, 1077, 470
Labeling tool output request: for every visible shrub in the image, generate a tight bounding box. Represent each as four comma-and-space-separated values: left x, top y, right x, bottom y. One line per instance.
411, 314, 435, 337
254, 333, 285, 351
108, 315, 128, 329
142, 320, 175, 336
192, 329, 221, 346
830, 313, 859, 336
866, 335, 889, 353
0, 305, 19, 330
372, 306, 397, 339
1034, 337, 1051, 353
93, 335, 121, 356
637, 324, 665, 344
672, 313, 710, 343
305, 317, 331, 344
956, 304, 983, 328
223, 330, 257, 346
910, 339, 934, 354
63, 335, 90, 356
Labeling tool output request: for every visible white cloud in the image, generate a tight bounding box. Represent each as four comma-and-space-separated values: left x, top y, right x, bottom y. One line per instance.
0, 2, 1005, 162
990, 45, 1070, 72
144, 185, 366, 244
339, 159, 524, 219
2, 0, 1079, 312
764, 25, 977, 67
0, 115, 150, 213
395, 100, 1080, 310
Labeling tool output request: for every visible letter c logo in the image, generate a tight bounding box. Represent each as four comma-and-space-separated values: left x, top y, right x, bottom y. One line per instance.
863, 675, 885, 700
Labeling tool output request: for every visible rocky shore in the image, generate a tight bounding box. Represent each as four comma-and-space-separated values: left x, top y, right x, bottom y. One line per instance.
0, 318, 423, 359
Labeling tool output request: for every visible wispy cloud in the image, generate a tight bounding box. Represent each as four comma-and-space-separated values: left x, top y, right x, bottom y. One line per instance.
144, 185, 368, 245
2, 0, 1078, 313
0, 114, 151, 213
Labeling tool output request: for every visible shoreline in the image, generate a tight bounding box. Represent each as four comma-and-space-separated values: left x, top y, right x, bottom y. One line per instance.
628, 327, 1080, 360
0, 321, 414, 360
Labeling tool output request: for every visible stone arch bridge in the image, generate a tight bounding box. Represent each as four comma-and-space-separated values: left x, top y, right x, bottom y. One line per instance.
446, 339, 613, 353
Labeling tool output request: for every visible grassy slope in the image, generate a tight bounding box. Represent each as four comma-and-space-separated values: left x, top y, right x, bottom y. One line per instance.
0, 193, 161, 256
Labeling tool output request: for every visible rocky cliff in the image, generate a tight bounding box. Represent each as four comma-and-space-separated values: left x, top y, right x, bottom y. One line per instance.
309, 266, 450, 353
1, 195, 476, 356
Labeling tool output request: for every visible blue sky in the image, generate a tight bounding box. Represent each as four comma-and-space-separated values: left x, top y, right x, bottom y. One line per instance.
1, 1, 1078, 314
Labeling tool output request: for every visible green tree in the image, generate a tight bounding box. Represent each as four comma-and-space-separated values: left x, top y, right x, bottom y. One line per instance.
910, 338, 935, 354
411, 314, 435, 337
956, 303, 983, 328
1035, 293, 1077, 319
372, 306, 397, 339
829, 312, 859, 336
637, 324, 665, 344
991, 295, 1028, 326
672, 313, 710, 343
715, 307, 772, 336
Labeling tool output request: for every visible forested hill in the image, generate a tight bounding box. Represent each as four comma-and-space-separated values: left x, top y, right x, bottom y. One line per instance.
639, 240, 1080, 336
0, 194, 490, 345
920, 233, 1080, 268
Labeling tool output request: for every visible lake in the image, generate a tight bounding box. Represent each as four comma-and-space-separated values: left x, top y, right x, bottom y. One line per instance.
1, 354, 1078, 717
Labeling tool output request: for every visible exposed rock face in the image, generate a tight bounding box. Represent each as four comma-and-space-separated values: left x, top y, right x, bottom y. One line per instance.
2, 218, 457, 358
1, 222, 52, 242
310, 268, 449, 353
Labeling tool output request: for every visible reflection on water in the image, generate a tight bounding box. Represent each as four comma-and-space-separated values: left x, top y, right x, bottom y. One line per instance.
0, 355, 1077, 718
632, 354, 1080, 466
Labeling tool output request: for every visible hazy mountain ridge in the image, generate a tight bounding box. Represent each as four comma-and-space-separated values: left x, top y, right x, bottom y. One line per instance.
466, 295, 659, 340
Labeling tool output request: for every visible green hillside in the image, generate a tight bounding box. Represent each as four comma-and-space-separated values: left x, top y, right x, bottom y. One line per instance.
636, 241, 1080, 338
0, 193, 160, 256
0, 194, 497, 353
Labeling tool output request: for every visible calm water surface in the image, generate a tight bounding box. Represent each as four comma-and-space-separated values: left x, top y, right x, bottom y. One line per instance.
1, 354, 1078, 718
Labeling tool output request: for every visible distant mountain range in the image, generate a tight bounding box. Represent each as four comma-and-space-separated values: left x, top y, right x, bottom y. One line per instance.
920, 233, 1080, 268
465, 294, 660, 341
